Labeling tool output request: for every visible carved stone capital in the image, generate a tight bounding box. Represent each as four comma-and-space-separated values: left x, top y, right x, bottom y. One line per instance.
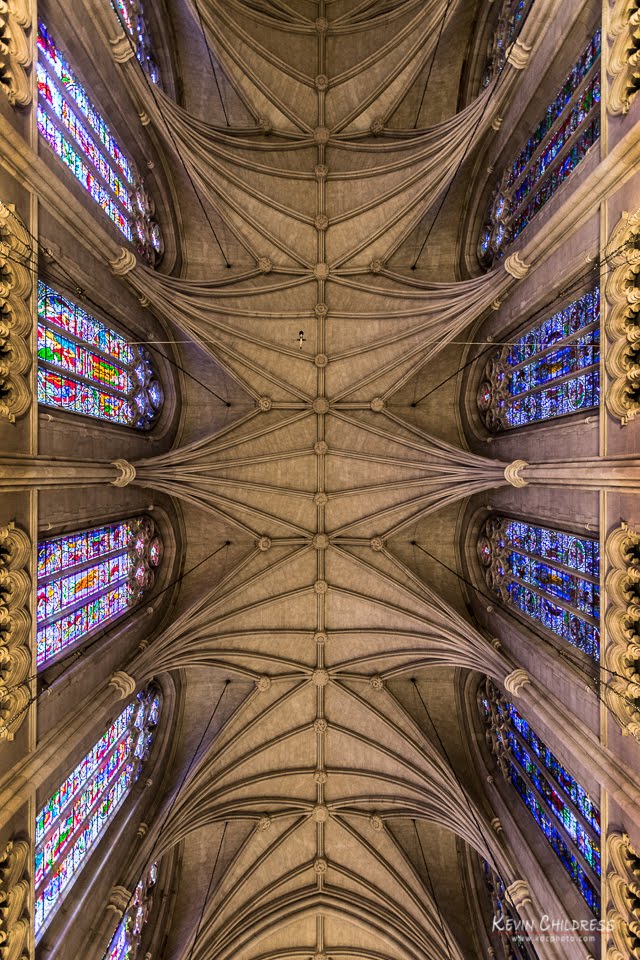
506, 879, 532, 908
109, 248, 137, 276
608, 1, 640, 115
504, 459, 529, 488
0, 523, 31, 740
506, 38, 532, 70
606, 832, 640, 958
0, 836, 30, 958
503, 668, 530, 696
0, 201, 32, 423
110, 32, 136, 64
111, 459, 137, 487
107, 884, 131, 913
0, 0, 32, 107
503, 252, 530, 279
109, 671, 137, 699
605, 210, 640, 423
603, 524, 640, 734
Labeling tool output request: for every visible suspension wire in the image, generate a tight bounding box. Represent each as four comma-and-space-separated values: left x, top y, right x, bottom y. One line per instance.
412, 0, 456, 129
410, 540, 640, 734
103, 681, 232, 957
411, 819, 455, 960
0, 540, 232, 735
409, 229, 638, 407
191, 0, 230, 126
110, 3, 232, 266
185, 821, 228, 960
410, 676, 526, 929
410, 0, 536, 268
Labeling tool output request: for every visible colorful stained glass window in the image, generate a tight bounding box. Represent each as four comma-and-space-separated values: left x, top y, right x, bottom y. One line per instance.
37, 21, 162, 264
480, 30, 601, 264
36, 516, 162, 668
482, 860, 541, 959
478, 515, 599, 659
480, 680, 600, 914
35, 687, 161, 939
112, 1, 159, 84
482, 0, 535, 86
37, 281, 164, 428
104, 860, 158, 960
477, 288, 600, 431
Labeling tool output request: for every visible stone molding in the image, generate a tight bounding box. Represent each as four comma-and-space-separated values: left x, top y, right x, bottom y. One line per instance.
0, 0, 32, 107
608, 0, 640, 116
605, 210, 640, 423
606, 832, 640, 959
0, 202, 32, 423
0, 837, 30, 960
0, 523, 31, 742
603, 523, 640, 737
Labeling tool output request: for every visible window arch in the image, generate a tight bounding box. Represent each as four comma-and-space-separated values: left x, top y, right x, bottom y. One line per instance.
482, 0, 535, 87
35, 686, 161, 939
477, 287, 600, 431
112, 1, 160, 84
477, 515, 600, 659
104, 860, 158, 960
36, 516, 163, 669
36, 21, 163, 264
37, 281, 164, 428
479, 679, 601, 914
479, 29, 601, 265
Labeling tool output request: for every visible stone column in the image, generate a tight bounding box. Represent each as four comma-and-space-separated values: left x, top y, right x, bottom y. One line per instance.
505, 458, 640, 490
0, 456, 136, 488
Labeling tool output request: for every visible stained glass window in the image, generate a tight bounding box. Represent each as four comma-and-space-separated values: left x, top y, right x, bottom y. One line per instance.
477, 288, 600, 431
36, 516, 162, 668
480, 680, 600, 914
482, 0, 535, 86
37, 281, 164, 428
477, 515, 599, 659
482, 860, 541, 959
480, 30, 601, 264
112, 1, 159, 84
36, 21, 163, 264
104, 860, 158, 960
35, 687, 161, 939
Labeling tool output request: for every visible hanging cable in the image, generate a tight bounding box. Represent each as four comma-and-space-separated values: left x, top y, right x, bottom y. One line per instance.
412, 0, 456, 129
191, 0, 230, 126
185, 821, 228, 960
411, 819, 456, 960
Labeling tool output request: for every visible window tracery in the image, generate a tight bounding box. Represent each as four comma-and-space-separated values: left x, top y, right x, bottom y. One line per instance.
477, 515, 600, 659
104, 860, 158, 960
34, 686, 160, 939
36, 21, 162, 264
36, 516, 162, 668
477, 288, 600, 431
112, 1, 159, 84
480, 679, 601, 914
37, 281, 163, 428
480, 30, 601, 265
482, 0, 535, 86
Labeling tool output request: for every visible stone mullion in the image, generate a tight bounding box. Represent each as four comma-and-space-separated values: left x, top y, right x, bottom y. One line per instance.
494, 565, 599, 628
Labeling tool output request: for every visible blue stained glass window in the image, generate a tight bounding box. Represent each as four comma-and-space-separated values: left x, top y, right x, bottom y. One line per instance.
482, 860, 541, 959
112, 1, 159, 84
37, 21, 162, 264
104, 860, 158, 960
480, 30, 601, 265
37, 281, 164, 428
36, 517, 162, 668
482, 0, 535, 86
477, 288, 600, 431
480, 681, 600, 915
478, 515, 599, 659
35, 688, 161, 939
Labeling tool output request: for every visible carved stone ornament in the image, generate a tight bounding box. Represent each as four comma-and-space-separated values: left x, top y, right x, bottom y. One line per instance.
602, 523, 640, 737
605, 210, 640, 423
0, 0, 32, 107
608, 0, 640, 116
0, 523, 31, 742
0, 202, 32, 423
606, 832, 640, 959
0, 837, 30, 960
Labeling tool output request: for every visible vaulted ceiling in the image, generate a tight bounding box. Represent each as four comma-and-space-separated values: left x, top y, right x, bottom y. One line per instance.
115, 1, 526, 956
